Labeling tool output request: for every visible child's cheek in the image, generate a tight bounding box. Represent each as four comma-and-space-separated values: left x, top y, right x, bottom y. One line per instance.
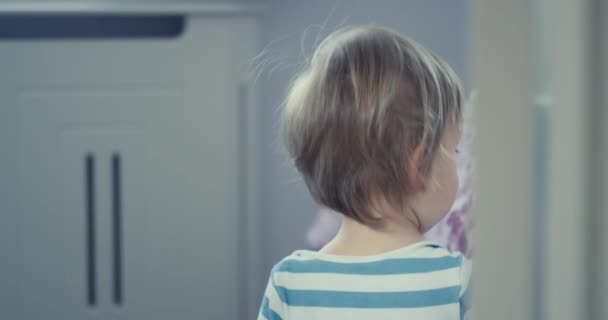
439, 155, 460, 203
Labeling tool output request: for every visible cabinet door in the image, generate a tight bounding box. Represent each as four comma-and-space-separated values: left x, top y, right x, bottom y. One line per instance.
0, 16, 258, 320
59, 130, 143, 320
16, 98, 103, 320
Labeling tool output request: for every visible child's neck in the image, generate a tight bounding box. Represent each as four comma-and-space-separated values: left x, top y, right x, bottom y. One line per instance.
319, 215, 424, 256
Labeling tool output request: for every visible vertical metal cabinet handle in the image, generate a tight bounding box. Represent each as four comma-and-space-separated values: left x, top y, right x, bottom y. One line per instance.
84, 152, 124, 308
85, 154, 97, 307
111, 153, 124, 306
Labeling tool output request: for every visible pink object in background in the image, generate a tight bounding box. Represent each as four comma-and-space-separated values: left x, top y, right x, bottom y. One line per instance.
424, 105, 473, 257
306, 106, 473, 257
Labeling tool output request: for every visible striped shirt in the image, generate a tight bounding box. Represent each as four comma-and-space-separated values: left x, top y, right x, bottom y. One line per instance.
258, 241, 472, 320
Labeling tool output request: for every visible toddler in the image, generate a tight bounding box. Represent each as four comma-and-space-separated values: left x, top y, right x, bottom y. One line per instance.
258, 25, 472, 320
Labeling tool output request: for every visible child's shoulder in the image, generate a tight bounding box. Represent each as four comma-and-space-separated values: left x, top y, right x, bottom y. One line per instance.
266, 241, 472, 311
270, 241, 470, 279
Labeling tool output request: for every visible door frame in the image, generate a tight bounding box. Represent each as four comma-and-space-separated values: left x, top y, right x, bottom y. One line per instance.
471, 0, 592, 319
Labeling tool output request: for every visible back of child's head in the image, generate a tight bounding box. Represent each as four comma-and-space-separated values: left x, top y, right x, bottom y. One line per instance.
282, 25, 464, 226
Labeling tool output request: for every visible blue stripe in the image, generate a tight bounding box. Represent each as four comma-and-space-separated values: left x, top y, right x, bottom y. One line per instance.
260, 296, 283, 320
276, 255, 460, 275
276, 286, 460, 308
459, 281, 473, 319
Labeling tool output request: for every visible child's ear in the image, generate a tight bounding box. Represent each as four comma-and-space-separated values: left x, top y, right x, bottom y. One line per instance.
407, 143, 427, 192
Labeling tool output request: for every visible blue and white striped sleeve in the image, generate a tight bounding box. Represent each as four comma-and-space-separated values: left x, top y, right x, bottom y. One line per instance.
459, 257, 473, 320
257, 269, 287, 320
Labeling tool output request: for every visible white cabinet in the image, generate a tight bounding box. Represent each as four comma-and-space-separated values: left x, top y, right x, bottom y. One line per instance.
0, 12, 259, 320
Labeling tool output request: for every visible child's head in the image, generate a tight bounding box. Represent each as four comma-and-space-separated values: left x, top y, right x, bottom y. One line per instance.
282, 26, 464, 232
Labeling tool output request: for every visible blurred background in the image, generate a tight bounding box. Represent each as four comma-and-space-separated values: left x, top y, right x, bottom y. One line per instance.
0, 0, 604, 319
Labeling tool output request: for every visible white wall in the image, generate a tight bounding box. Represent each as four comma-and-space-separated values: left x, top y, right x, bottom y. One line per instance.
546, 0, 590, 319
471, 0, 535, 319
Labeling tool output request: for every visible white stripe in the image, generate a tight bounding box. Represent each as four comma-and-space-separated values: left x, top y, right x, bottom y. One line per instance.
288, 303, 459, 320
459, 257, 473, 296
275, 267, 460, 292
263, 281, 287, 319
287, 243, 458, 263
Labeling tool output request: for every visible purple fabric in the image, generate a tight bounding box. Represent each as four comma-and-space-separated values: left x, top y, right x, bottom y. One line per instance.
306, 109, 473, 257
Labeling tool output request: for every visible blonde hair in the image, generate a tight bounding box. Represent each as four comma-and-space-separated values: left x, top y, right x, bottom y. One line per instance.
282, 25, 464, 225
